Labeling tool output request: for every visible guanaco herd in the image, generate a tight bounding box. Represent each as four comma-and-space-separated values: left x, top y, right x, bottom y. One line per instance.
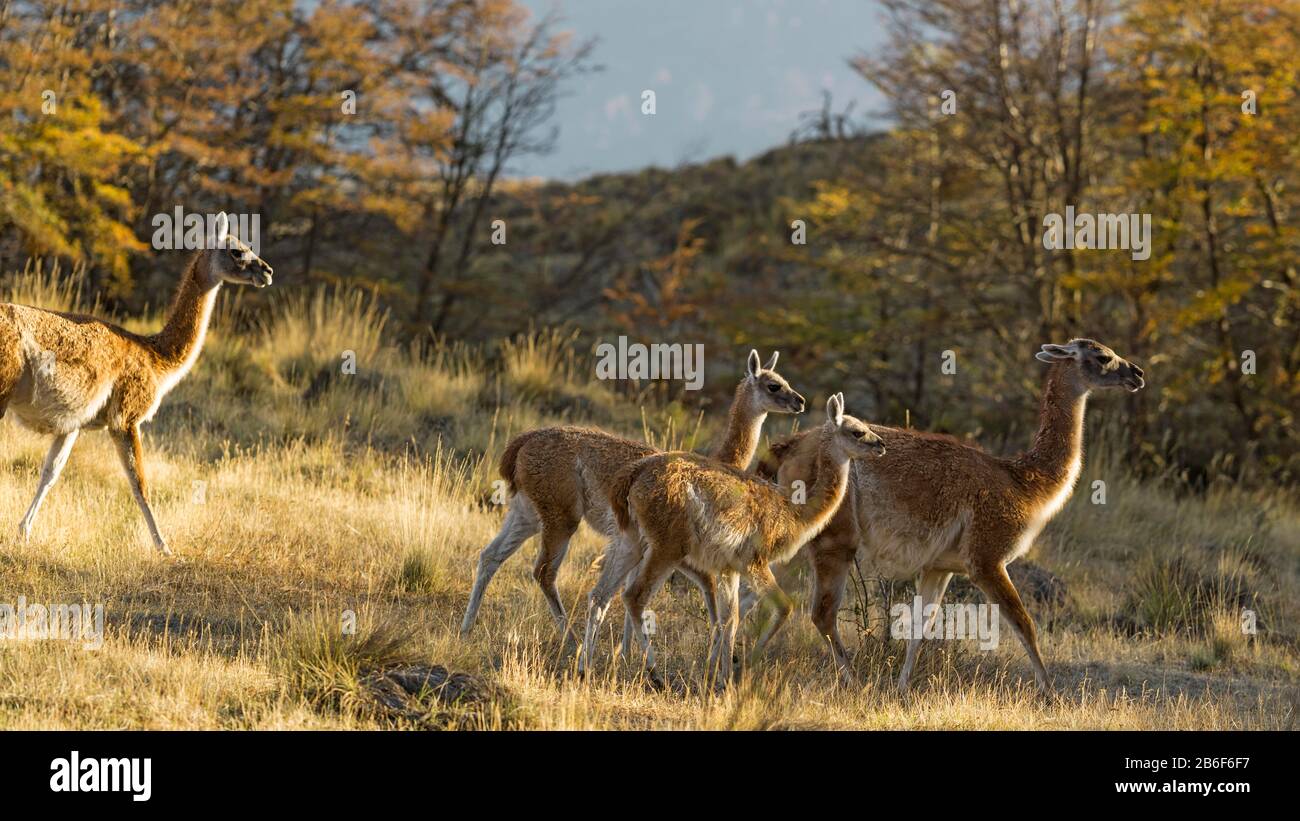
465, 335, 1145, 694
1, 228, 1146, 695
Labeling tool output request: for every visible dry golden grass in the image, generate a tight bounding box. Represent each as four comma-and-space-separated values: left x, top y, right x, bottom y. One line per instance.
0, 276, 1296, 729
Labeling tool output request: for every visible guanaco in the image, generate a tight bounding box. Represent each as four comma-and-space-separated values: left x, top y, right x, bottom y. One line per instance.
587, 393, 884, 681
760, 339, 1145, 692
0, 212, 273, 555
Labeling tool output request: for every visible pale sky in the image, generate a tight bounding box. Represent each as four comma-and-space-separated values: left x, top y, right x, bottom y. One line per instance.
516, 0, 888, 179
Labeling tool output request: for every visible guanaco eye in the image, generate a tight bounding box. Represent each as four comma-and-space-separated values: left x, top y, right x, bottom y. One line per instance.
766, 383, 780, 393
853, 430, 867, 439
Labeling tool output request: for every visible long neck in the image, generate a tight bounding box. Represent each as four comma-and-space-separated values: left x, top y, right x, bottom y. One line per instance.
152, 251, 221, 372
1017, 362, 1089, 488
780, 426, 850, 545
711, 380, 766, 470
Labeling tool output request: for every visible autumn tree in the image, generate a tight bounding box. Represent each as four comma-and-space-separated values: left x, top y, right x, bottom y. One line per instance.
0, 0, 143, 290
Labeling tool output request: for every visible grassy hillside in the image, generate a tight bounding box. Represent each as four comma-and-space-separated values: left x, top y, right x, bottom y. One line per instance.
0, 270, 1296, 729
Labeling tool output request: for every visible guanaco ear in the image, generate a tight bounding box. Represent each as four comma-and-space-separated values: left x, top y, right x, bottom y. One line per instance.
763, 351, 779, 371
213, 211, 230, 247
826, 393, 844, 426
1036, 342, 1076, 363
747, 349, 762, 378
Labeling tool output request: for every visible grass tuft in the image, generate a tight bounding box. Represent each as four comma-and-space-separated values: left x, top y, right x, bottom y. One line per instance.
269, 608, 418, 715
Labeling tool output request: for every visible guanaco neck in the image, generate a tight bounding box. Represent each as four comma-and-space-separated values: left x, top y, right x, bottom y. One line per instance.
1015, 363, 1089, 492
785, 425, 850, 537
150, 251, 221, 374
711, 380, 766, 470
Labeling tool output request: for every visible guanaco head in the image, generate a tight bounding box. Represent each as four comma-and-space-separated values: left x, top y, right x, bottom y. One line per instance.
824, 392, 885, 457
1036, 338, 1145, 392
745, 349, 806, 414
208, 212, 274, 288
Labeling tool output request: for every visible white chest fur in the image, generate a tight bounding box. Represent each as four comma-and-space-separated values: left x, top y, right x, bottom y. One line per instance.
1010, 453, 1081, 562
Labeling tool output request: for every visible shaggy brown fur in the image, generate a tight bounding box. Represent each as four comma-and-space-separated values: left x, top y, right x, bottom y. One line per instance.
0, 222, 272, 555
764, 339, 1144, 692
